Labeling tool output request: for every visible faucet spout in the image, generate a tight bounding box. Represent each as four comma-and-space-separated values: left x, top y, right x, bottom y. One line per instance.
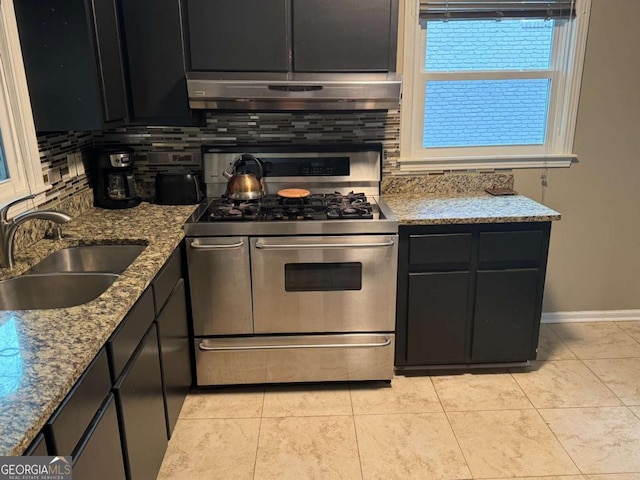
0, 195, 73, 269
13, 210, 73, 226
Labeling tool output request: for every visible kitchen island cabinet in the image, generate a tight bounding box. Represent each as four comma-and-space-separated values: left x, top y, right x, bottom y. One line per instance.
396, 222, 552, 369
384, 189, 560, 370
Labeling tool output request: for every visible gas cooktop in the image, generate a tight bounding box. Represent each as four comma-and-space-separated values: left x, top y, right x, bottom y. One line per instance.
184, 193, 397, 236
183, 144, 398, 236
207, 192, 374, 222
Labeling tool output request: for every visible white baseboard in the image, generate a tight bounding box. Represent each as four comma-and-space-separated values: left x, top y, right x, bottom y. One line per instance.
541, 309, 640, 324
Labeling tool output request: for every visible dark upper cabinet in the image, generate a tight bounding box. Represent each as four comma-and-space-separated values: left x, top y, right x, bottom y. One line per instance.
185, 0, 398, 73
15, 0, 127, 132
187, 0, 289, 72
292, 0, 398, 72
118, 0, 194, 125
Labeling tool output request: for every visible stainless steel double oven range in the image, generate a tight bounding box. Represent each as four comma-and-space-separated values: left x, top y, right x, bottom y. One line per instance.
184, 144, 398, 385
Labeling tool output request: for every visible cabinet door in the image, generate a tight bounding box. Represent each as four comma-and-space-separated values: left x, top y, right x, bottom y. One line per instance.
119, 0, 192, 124
156, 279, 191, 438
187, 0, 289, 71
71, 394, 126, 480
47, 349, 112, 456
15, 0, 104, 131
114, 324, 167, 480
91, 0, 128, 123
406, 272, 469, 365
292, 0, 397, 72
23, 433, 48, 456
472, 269, 541, 363
187, 237, 253, 335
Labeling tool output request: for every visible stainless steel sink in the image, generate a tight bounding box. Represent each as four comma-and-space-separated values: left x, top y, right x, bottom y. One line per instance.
0, 273, 119, 310
28, 245, 146, 274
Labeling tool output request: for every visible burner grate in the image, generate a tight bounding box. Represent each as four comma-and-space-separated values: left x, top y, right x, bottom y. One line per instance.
205, 192, 373, 222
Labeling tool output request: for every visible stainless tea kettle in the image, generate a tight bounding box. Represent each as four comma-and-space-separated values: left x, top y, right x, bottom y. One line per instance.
223, 154, 265, 200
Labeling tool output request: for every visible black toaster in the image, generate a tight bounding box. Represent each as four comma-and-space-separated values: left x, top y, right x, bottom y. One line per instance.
155, 172, 202, 205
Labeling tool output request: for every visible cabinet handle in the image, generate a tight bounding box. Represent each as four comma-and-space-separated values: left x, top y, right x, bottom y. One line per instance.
199, 337, 391, 352
268, 85, 323, 92
190, 240, 244, 250
254, 240, 394, 250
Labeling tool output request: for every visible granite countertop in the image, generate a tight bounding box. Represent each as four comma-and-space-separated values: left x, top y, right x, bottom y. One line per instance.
0, 202, 197, 456
383, 191, 561, 225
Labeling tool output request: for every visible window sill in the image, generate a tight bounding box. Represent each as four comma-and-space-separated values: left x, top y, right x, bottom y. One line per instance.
397, 154, 577, 173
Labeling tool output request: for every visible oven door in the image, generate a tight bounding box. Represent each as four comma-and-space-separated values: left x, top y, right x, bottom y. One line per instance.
250, 235, 398, 334
187, 237, 253, 335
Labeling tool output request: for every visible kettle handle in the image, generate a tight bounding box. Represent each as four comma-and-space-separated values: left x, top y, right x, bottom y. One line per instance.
223, 153, 264, 180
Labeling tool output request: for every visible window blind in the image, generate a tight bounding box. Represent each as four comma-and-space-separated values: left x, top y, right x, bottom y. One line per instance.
419, 1, 576, 21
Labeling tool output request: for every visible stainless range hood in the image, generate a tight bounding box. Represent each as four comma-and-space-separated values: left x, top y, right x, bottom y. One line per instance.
186, 72, 402, 111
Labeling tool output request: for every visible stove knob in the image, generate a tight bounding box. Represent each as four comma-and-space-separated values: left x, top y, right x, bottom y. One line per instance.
303, 212, 314, 220
273, 212, 284, 220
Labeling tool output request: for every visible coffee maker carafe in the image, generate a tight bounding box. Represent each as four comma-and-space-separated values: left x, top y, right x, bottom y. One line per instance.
94, 147, 141, 209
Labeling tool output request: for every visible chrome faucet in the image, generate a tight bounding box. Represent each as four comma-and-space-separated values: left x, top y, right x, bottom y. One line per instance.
0, 194, 72, 269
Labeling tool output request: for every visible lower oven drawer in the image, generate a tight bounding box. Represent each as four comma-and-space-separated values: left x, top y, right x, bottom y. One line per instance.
194, 334, 395, 385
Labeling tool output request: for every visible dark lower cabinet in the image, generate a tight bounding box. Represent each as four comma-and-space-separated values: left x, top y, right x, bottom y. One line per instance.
472, 269, 541, 363
396, 222, 551, 368
407, 272, 469, 365
114, 324, 167, 480
156, 278, 190, 437
21, 245, 191, 480
23, 433, 48, 456
72, 395, 126, 480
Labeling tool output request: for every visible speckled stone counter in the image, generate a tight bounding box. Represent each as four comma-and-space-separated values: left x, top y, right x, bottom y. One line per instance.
0, 202, 197, 456
383, 192, 560, 225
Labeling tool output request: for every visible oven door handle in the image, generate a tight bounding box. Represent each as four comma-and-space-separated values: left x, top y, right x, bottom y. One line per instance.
190, 240, 244, 250
254, 239, 395, 250
199, 337, 392, 352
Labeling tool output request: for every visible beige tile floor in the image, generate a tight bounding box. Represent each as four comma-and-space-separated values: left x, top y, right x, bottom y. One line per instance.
157, 321, 640, 479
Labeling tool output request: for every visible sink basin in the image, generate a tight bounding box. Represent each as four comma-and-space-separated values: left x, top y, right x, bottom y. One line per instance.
28, 245, 146, 274
0, 273, 119, 310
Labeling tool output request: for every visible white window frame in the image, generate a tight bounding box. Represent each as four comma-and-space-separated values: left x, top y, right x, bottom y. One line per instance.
399, 0, 591, 172
0, 0, 48, 213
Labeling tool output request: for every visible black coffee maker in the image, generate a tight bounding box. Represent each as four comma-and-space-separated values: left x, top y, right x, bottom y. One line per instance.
94, 147, 141, 209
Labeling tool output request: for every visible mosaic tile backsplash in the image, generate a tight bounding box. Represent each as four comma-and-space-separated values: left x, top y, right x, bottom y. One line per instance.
93, 110, 402, 199
15, 109, 505, 256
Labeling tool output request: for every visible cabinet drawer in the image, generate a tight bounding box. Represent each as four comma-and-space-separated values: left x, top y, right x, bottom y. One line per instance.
409, 233, 472, 266
46, 349, 111, 455
107, 288, 155, 382
153, 248, 182, 314
479, 231, 543, 264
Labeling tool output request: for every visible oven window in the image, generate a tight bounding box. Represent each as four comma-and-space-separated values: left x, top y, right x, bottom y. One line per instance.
284, 263, 362, 291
